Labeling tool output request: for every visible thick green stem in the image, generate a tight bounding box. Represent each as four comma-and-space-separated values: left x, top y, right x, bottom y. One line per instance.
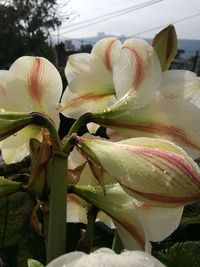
112, 229, 124, 254
67, 113, 93, 137
77, 206, 98, 253
46, 152, 68, 263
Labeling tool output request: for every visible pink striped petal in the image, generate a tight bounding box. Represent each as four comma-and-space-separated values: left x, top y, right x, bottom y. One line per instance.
0, 57, 62, 128
77, 137, 200, 206
92, 70, 200, 159
91, 37, 121, 71
113, 38, 162, 107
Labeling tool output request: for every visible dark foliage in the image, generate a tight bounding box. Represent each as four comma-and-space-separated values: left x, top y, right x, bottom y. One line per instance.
0, 0, 61, 68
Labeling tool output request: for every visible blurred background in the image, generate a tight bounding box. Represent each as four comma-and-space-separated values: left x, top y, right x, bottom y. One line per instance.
0, 0, 200, 75
0, 1, 200, 266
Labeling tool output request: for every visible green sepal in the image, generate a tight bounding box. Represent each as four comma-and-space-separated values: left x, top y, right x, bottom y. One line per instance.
27, 259, 44, 267
0, 176, 22, 198
0, 112, 33, 141
152, 25, 177, 71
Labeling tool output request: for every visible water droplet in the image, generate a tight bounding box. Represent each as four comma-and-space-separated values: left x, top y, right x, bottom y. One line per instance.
0, 108, 5, 113
163, 170, 171, 176
13, 133, 17, 137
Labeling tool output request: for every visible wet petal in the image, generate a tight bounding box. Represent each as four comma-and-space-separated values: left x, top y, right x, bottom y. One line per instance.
47, 249, 166, 267
0, 57, 62, 127
60, 73, 114, 119
77, 137, 200, 206
74, 184, 146, 250
91, 37, 121, 71
61, 38, 121, 119
92, 70, 200, 159
113, 38, 162, 106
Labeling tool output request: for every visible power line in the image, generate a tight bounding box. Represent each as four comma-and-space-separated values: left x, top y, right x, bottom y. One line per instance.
57, 12, 200, 45
128, 12, 200, 38
61, 0, 142, 20
51, 0, 163, 36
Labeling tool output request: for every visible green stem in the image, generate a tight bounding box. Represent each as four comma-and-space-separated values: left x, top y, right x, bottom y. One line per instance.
67, 113, 93, 137
112, 229, 124, 254
46, 152, 68, 263
31, 112, 61, 149
77, 206, 98, 253
62, 113, 93, 153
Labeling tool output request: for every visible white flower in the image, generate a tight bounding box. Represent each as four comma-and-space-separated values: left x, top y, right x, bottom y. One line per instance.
47, 248, 165, 267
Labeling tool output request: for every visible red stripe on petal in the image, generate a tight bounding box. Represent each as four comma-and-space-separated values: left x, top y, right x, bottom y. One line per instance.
28, 58, 43, 102
120, 182, 200, 204
0, 84, 7, 96
119, 219, 145, 249
62, 92, 113, 110
126, 146, 200, 186
105, 40, 116, 71
99, 209, 145, 249
127, 47, 145, 88
93, 118, 200, 151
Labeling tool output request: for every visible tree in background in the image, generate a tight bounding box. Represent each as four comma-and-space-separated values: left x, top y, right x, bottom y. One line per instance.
0, 0, 61, 68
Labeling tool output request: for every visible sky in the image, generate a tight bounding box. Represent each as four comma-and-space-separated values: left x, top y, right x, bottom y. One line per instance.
53, 0, 200, 41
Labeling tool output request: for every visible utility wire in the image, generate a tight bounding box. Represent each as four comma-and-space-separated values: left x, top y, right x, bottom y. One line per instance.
51, 0, 163, 35
128, 12, 200, 38
62, 0, 143, 19
61, 12, 200, 44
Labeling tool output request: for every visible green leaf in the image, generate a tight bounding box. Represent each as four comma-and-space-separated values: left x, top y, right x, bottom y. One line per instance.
181, 202, 200, 227
154, 241, 200, 267
0, 112, 33, 141
27, 259, 44, 267
152, 25, 177, 71
0, 176, 21, 198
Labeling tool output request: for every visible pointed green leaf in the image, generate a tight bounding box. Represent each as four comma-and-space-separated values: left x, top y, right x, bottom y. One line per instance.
0, 112, 33, 141
0, 176, 22, 198
152, 25, 177, 71
154, 241, 200, 267
27, 259, 44, 267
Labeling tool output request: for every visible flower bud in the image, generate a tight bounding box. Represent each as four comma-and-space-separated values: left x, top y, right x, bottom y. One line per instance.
77, 137, 200, 206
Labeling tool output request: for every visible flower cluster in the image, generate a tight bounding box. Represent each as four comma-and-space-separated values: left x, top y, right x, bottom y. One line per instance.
0, 25, 200, 266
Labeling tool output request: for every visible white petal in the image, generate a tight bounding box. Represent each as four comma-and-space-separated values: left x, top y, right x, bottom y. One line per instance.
114, 221, 146, 251
1, 125, 42, 164
60, 71, 114, 119
47, 252, 85, 267
138, 204, 183, 242
65, 53, 91, 83
97, 211, 115, 229
0, 57, 62, 127
1, 142, 30, 164
91, 37, 121, 71
68, 147, 86, 170
113, 38, 162, 107
47, 249, 165, 267
67, 194, 88, 224
87, 122, 100, 134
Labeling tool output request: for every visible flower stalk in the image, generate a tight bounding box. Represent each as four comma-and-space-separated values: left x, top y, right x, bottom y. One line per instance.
46, 151, 68, 263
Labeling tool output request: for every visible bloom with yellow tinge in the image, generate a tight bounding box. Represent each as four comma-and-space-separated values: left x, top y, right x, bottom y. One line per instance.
0, 56, 62, 163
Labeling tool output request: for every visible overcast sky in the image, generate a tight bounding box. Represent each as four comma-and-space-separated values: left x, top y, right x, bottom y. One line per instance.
54, 0, 200, 41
